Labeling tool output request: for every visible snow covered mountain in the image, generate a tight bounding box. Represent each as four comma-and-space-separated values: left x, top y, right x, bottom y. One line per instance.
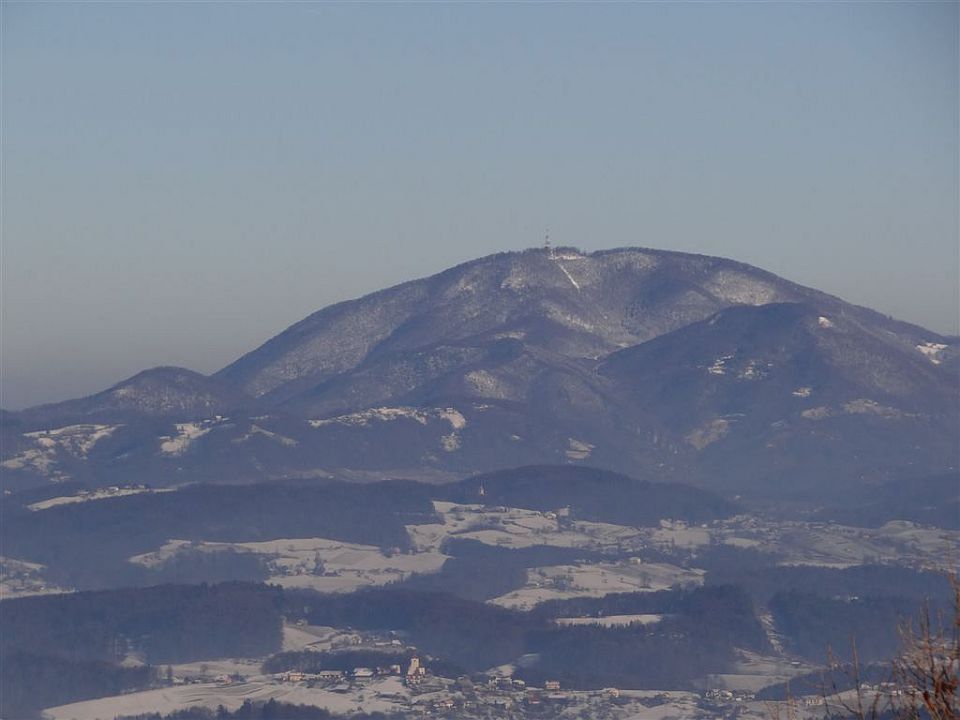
17, 367, 253, 426
3, 247, 957, 509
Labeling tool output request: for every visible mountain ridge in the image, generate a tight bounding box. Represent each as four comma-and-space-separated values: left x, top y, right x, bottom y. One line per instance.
3, 246, 956, 508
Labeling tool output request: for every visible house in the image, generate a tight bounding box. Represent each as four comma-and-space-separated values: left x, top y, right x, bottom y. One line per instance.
544, 680, 561, 691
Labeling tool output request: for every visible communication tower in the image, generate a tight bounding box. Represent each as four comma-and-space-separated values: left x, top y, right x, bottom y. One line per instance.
544, 228, 555, 259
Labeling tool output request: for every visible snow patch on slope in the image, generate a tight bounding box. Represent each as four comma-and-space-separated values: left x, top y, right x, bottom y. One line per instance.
738, 359, 770, 380
842, 399, 902, 419
916, 342, 947, 365
2, 424, 121, 478
1, 449, 58, 474
438, 409, 467, 430
464, 370, 516, 400
686, 419, 731, 449
705, 270, 780, 306
801, 399, 904, 421
555, 261, 581, 291
160, 423, 212, 455
25, 424, 120, 457
309, 407, 429, 428
29, 486, 173, 512
232, 424, 298, 447
440, 433, 461, 452
309, 406, 467, 432
566, 438, 594, 460
707, 356, 733, 376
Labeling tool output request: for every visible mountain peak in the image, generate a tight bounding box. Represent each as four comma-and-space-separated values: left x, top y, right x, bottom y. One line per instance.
216, 246, 812, 401
18, 366, 253, 428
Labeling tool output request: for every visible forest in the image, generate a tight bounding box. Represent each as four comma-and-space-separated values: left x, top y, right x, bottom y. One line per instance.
0, 479, 436, 589
436, 465, 738, 525
282, 584, 768, 689
394, 537, 612, 602
0, 582, 283, 718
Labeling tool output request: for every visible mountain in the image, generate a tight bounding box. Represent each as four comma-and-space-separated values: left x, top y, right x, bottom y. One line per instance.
598, 301, 958, 499
17, 367, 253, 427
3, 247, 957, 509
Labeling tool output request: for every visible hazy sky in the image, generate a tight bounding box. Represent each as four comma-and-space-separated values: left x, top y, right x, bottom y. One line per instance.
2, 2, 957, 409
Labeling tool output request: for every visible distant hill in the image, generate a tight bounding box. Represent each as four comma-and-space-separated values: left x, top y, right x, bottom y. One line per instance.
438, 465, 737, 526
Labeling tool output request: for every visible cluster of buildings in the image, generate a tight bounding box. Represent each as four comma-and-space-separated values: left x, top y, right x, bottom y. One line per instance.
412, 677, 629, 717
273, 656, 431, 689
271, 655, 590, 714
703, 688, 756, 704
275, 659, 418, 686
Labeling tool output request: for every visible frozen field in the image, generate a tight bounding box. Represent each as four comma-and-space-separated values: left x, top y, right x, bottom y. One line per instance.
711, 517, 958, 571
130, 537, 449, 594
490, 561, 704, 610
43, 675, 408, 720
28, 487, 174, 512
408, 501, 647, 553
0, 556, 70, 599
764, 521, 957, 569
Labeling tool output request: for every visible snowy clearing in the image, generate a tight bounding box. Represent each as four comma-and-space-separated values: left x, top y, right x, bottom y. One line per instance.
159, 422, 212, 455
43, 674, 407, 720
489, 561, 703, 610
29, 486, 173, 512
2, 424, 121, 477
566, 437, 594, 460
916, 342, 948, 364
408, 501, 647, 554
309, 406, 466, 432
232, 424, 298, 447
130, 537, 448, 594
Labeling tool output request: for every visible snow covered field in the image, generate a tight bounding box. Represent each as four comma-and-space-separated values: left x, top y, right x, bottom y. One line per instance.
1, 423, 121, 480
29, 486, 173, 512
0, 556, 70, 599
408, 501, 648, 553
43, 675, 408, 720
129, 537, 449, 594
490, 561, 703, 610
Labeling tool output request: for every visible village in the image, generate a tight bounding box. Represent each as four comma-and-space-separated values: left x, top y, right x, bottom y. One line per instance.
42, 617, 830, 720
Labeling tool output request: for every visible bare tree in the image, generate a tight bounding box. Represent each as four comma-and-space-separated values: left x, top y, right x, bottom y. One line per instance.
819, 640, 890, 720
889, 576, 958, 720
771, 575, 957, 720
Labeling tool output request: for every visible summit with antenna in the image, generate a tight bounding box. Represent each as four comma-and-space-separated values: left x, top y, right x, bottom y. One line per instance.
544, 228, 555, 259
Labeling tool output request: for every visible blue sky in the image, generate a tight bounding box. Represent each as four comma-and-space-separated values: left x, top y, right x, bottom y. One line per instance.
2, 1, 957, 408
